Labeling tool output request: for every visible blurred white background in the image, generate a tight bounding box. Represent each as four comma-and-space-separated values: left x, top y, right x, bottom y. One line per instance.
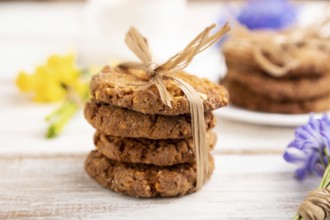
0, 0, 328, 155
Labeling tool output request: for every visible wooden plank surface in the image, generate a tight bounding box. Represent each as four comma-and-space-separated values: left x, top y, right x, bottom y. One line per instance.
0, 154, 320, 220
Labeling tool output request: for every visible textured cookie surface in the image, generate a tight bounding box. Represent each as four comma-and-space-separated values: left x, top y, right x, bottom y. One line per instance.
94, 131, 217, 166
223, 33, 330, 77
85, 150, 214, 197
90, 66, 229, 115
84, 99, 216, 139
223, 80, 330, 114
222, 69, 330, 101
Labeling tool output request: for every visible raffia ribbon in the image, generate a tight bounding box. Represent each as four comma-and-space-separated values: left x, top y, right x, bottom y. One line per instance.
118, 23, 230, 190
298, 188, 330, 220
252, 36, 299, 77
227, 17, 330, 77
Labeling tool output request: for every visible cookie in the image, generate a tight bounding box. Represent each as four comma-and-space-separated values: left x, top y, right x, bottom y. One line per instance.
223, 33, 330, 77
223, 80, 330, 114
94, 131, 217, 166
222, 69, 330, 101
84, 99, 216, 139
90, 66, 229, 115
85, 150, 214, 197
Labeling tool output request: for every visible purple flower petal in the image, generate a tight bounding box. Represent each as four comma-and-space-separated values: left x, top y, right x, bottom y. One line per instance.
283, 149, 306, 163
307, 152, 322, 176
284, 114, 330, 180
295, 168, 307, 180
236, 0, 297, 30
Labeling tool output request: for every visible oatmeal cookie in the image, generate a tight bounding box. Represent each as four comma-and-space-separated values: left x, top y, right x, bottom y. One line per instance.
85, 150, 214, 197
90, 66, 229, 115
222, 69, 330, 101
223, 33, 330, 77
84, 99, 216, 139
223, 80, 330, 114
94, 131, 217, 166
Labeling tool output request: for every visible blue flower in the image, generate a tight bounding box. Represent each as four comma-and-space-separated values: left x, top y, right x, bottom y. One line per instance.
237, 0, 297, 30
284, 114, 330, 180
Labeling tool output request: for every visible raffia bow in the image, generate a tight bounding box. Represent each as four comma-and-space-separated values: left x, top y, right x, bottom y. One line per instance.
118, 23, 230, 190
227, 17, 330, 77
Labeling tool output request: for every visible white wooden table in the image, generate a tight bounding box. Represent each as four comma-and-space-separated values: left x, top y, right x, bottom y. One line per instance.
0, 1, 326, 219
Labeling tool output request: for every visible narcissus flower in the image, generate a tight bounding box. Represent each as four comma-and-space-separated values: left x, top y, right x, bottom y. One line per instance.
16, 53, 91, 138
16, 54, 85, 103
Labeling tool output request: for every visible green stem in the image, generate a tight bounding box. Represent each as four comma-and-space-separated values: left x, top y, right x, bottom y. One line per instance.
325, 149, 330, 168
46, 101, 79, 138
319, 150, 327, 170
293, 214, 301, 220
45, 101, 72, 122
320, 165, 330, 188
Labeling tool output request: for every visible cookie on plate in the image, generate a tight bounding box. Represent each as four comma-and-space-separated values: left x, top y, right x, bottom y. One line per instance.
223, 79, 330, 114
223, 32, 330, 77
222, 69, 330, 101
222, 29, 330, 114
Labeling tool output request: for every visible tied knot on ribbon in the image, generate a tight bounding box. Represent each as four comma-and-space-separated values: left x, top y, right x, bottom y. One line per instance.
298, 188, 330, 220
145, 63, 159, 78
118, 23, 230, 190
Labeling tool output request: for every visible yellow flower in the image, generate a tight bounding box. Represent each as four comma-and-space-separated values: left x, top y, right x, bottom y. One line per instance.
16, 71, 35, 92
71, 80, 89, 99
16, 53, 85, 103
16, 54, 118, 138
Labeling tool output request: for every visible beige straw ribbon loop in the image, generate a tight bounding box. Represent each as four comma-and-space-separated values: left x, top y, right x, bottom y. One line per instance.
227, 22, 304, 77
121, 23, 230, 190
298, 188, 330, 220
170, 76, 208, 190
159, 23, 231, 73
125, 27, 153, 65
253, 44, 299, 77
242, 32, 299, 77
154, 75, 173, 108
118, 62, 146, 71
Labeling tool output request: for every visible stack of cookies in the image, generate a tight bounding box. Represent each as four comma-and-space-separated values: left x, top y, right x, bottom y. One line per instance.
84, 66, 229, 197
221, 30, 330, 114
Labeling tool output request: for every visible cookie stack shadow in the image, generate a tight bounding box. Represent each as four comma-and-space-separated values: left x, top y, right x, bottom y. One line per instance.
221, 31, 330, 114
83, 67, 229, 198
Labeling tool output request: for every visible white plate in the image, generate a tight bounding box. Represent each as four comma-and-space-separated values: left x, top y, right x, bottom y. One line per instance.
216, 105, 329, 127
